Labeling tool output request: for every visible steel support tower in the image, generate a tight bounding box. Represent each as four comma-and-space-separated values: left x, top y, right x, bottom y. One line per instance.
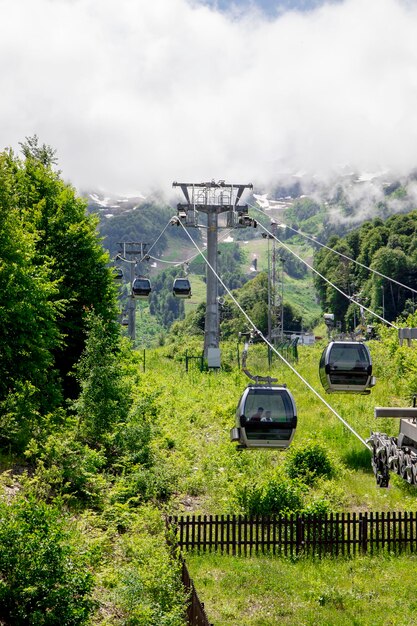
116, 242, 149, 342
173, 180, 253, 359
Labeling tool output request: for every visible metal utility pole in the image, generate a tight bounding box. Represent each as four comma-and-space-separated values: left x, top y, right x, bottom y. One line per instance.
263, 222, 285, 344
381, 284, 385, 319
261, 231, 274, 343
116, 242, 149, 342
280, 257, 285, 340
173, 180, 253, 362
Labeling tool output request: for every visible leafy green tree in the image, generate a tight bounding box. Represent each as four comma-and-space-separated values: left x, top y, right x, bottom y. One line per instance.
0, 150, 63, 448
14, 138, 119, 398
357, 225, 389, 277
189, 242, 248, 292
314, 237, 356, 329
277, 247, 306, 279
370, 247, 409, 321
314, 211, 417, 325
285, 197, 321, 223
219, 272, 304, 338
74, 312, 131, 443
97, 201, 196, 260
19, 134, 58, 167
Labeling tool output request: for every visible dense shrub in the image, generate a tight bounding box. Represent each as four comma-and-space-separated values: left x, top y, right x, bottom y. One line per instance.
285, 442, 334, 485
0, 496, 94, 625
26, 431, 107, 507
110, 464, 174, 506
234, 472, 305, 516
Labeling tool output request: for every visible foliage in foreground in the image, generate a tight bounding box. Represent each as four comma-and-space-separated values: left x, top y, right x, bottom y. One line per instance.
0, 496, 94, 625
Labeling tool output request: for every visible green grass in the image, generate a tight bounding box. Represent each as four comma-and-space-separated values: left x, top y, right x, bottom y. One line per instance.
186, 551, 417, 625
283, 274, 321, 326
144, 338, 417, 514
184, 274, 206, 315
142, 332, 417, 624
239, 238, 320, 327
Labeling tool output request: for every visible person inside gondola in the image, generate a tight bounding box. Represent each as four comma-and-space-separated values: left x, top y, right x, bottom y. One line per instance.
250, 407, 264, 421
261, 410, 272, 422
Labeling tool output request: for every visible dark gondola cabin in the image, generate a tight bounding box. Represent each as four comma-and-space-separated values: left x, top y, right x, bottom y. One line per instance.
231, 384, 297, 449
319, 340, 375, 394
173, 278, 192, 298
113, 267, 124, 282
131, 277, 152, 299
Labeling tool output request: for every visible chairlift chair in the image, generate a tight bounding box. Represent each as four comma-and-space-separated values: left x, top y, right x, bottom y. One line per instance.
319, 340, 375, 394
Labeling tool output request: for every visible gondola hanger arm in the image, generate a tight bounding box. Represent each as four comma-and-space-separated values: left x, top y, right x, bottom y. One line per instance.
239, 331, 278, 384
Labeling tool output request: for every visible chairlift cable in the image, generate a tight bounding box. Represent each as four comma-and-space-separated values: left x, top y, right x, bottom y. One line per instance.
115, 217, 176, 265
115, 255, 136, 264
147, 227, 235, 267
147, 255, 184, 265
256, 221, 399, 330
177, 220, 371, 450
140, 217, 175, 261
251, 204, 417, 296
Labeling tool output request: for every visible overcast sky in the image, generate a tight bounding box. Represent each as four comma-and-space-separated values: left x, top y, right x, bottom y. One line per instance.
1, 0, 417, 197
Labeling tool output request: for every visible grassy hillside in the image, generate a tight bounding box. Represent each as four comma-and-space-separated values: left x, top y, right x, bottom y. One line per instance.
142, 337, 417, 517
4, 321, 417, 624
135, 329, 417, 624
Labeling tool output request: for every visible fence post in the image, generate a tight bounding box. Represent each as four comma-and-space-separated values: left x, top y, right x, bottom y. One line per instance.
359, 512, 368, 554
296, 515, 305, 554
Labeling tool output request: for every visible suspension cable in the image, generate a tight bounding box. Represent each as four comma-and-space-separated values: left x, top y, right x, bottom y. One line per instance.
147, 255, 184, 265
251, 204, 417, 296
114, 216, 176, 265
256, 221, 399, 330
147, 227, 236, 267
176, 218, 371, 450
141, 217, 175, 260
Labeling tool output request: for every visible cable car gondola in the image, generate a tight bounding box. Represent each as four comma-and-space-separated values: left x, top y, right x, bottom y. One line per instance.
173, 277, 192, 298
113, 267, 124, 282
231, 384, 297, 449
319, 340, 375, 394
131, 277, 152, 299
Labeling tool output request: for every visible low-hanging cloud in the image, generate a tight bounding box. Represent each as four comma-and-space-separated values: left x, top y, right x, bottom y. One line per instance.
1, 0, 417, 197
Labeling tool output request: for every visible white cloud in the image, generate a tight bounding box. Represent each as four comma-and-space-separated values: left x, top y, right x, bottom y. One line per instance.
1, 0, 417, 196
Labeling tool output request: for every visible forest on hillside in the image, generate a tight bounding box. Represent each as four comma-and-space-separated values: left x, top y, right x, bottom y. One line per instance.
95, 184, 417, 340
314, 212, 417, 329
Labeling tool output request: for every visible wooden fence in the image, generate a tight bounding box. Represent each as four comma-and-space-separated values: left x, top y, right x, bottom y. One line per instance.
180, 557, 214, 626
167, 512, 417, 556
